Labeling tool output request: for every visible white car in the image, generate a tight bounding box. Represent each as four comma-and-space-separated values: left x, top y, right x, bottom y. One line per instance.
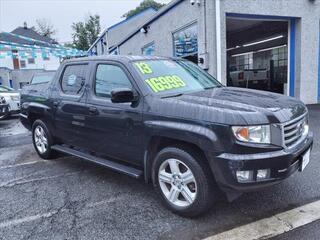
0, 86, 20, 120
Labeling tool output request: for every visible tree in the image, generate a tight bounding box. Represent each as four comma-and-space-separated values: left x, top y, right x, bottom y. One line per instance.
70, 14, 101, 51
122, 0, 165, 19
63, 42, 75, 49
35, 18, 57, 39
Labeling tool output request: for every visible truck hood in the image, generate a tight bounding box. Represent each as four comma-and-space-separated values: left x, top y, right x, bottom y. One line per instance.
150, 87, 307, 125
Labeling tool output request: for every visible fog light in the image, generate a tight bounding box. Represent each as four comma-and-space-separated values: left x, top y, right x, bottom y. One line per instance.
257, 169, 270, 181
236, 170, 253, 183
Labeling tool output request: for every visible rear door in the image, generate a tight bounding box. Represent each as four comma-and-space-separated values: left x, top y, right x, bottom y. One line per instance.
85, 61, 144, 165
52, 62, 90, 148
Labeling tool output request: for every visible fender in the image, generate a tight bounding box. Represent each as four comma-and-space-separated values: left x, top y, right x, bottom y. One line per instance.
26, 102, 51, 116
144, 120, 221, 151
21, 102, 53, 130
143, 120, 226, 183
28, 102, 51, 110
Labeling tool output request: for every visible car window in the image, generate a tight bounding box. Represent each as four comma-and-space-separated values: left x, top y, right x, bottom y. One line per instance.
31, 72, 55, 84
61, 64, 87, 95
95, 64, 132, 98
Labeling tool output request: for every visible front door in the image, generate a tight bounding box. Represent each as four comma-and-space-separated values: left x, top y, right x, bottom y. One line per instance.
85, 62, 144, 165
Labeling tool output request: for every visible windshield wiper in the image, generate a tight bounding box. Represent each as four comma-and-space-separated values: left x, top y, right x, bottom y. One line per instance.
204, 85, 223, 90
161, 93, 184, 99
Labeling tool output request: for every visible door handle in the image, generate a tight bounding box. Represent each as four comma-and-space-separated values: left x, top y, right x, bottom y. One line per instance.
88, 106, 98, 115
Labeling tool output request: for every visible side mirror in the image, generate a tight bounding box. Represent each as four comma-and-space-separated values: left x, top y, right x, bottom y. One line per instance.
111, 88, 135, 103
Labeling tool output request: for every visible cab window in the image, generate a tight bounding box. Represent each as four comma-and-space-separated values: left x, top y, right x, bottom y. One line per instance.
61, 64, 87, 95
95, 64, 132, 98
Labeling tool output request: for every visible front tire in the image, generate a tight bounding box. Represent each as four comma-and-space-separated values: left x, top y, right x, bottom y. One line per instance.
32, 119, 56, 159
153, 146, 217, 217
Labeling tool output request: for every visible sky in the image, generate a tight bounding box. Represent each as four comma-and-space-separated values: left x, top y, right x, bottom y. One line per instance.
0, 0, 171, 43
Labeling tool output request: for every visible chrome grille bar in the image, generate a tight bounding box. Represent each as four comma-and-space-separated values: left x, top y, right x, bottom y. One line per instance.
283, 113, 308, 148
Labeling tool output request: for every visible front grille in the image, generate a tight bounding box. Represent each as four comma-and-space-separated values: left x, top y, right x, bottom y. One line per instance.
283, 114, 307, 148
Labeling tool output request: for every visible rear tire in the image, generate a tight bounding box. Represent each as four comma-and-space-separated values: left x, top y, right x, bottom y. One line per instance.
32, 119, 56, 159
152, 146, 218, 218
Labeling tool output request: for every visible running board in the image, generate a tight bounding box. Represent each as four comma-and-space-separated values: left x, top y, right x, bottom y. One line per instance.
51, 145, 143, 179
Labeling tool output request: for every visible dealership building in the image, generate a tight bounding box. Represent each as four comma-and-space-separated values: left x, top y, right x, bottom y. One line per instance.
89, 0, 320, 104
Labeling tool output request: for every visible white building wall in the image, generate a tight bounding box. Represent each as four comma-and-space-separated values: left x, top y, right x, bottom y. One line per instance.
0, 58, 14, 69
119, 1, 200, 57
0, 51, 60, 70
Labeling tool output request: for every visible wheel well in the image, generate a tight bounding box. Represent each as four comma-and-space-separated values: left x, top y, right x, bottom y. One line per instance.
28, 112, 40, 127
145, 136, 209, 182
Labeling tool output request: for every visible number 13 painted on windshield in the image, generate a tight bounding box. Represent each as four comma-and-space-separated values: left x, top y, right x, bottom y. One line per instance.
135, 62, 153, 74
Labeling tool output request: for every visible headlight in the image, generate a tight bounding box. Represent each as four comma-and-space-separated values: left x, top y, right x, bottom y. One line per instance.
0, 96, 6, 104
232, 125, 271, 144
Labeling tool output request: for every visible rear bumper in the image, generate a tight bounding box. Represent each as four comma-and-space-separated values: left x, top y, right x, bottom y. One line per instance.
19, 113, 31, 130
210, 132, 313, 193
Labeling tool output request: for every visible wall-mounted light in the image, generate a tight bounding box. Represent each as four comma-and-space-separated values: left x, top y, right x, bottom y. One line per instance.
256, 44, 287, 53
227, 45, 241, 51
231, 51, 254, 57
243, 35, 284, 47
231, 44, 287, 57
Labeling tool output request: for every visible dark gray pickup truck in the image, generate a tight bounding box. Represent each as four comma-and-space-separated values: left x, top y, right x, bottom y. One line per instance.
20, 55, 313, 217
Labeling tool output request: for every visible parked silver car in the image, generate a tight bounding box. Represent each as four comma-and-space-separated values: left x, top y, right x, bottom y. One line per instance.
0, 86, 20, 120
0, 96, 9, 118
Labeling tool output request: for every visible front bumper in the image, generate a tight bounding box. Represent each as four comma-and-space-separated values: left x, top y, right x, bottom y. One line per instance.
210, 132, 313, 193
0, 104, 9, 116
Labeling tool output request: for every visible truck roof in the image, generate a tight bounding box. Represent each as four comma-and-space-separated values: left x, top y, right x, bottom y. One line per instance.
63, 55, 174, 64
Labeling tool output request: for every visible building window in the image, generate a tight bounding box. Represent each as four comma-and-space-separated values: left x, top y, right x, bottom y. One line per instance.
61, 64, 88, 95
229, 53, 253, 71
173, 23, 198, 58
142, 42, 155, 56
20, 60, 26, 68
28, 58, 35, 64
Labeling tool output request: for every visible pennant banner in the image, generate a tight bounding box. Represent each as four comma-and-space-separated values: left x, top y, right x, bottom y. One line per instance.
0, 41, 87, 60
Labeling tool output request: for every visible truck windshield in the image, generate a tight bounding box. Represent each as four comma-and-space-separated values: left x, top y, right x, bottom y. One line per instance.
133, 59, 222, 96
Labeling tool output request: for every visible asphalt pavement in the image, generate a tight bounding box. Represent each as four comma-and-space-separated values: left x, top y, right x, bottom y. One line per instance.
0, 105, 319, 240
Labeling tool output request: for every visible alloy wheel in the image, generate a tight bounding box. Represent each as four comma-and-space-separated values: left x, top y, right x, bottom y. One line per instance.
34, 125, 48, 154
158, 158, 197, 207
